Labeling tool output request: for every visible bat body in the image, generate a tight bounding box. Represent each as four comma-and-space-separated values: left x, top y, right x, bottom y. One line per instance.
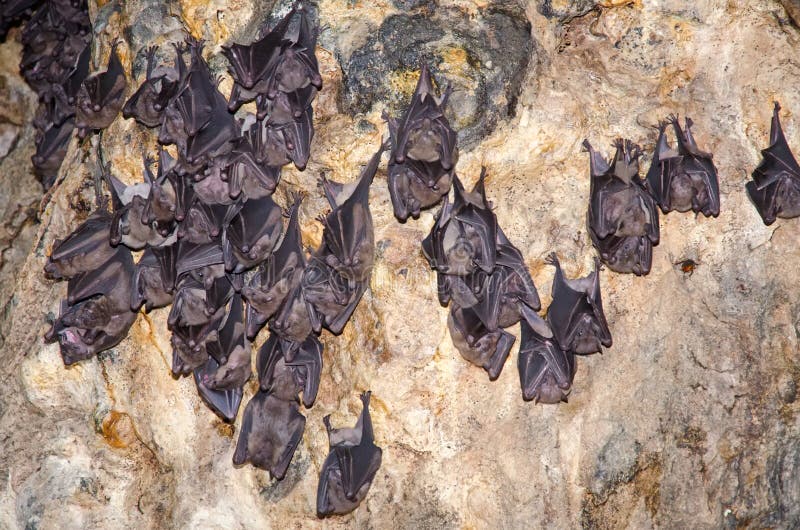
448, 304, 516, 380
386, 64, 458, 221
317, 392, 382, 517
645, 116, 720, 217
585, 139, 660, 275
256, 332, 322, 408
223, 194, 284, 273
518, 313, 575, 404
746, 102, 800, 224
545, 253, 611, 355
75, 41, 128, 138
123, 45, 181, 128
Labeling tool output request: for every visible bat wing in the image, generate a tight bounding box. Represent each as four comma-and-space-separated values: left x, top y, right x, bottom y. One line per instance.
286, 334, 323, 408
518, 318, 575, 403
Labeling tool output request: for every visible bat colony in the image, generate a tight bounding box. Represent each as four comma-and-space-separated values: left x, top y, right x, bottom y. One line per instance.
3, 0, 797, 519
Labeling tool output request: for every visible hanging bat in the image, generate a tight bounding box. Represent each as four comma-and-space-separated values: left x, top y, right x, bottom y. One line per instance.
302, 255, 367, 335
174, 240, 225, 290
44, 208, 118, 280
200, 294, 252, 391
75, 40, 128, 138
193, 355, 244, 422
256, 331, 322, 408
316, 391, 382, 517
223, 194, 284, 273
270, 283, 317, 359
746, 102, 800, 224
518, 313, 576, 404
142, 149, 179, 235
32, 118, 75, 184
387, 158, 454, 222
169, 305, 226, 376
386, 64, 457, 170
316, 143, 385, 283
584, 138, 660, 276
645, 115, 720, 217
447, 304, 515, 380
176, 200, 230, 243
221, 2, 296, 110
279, 106, 314, 171
191, 158, 236, 205
227, 137, 282, 199
422, 171, 497, 276
233, 390, 306, 479
106, 173, 172, 250
545, 253, 611, 355
242, 194, 305, 340
131, 246, 176, 312
122, 45, 180, 128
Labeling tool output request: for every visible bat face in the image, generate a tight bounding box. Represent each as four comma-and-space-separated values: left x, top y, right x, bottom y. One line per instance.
545, 253, 611, 355
75, 40, 128, 137
585, 138, 660, 275
123, 46, 181, 128
233, 391, 306, 480
447, 304, 516, 380
645, 116, 720, 217
385, 64, 458, 221
223, 195, 284, 272
518, 314, 575, 404
746, 102, 800, 224
317, 391, 382, 517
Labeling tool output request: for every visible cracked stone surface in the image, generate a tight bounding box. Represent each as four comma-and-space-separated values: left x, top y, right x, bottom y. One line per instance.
2, 0, 800, 528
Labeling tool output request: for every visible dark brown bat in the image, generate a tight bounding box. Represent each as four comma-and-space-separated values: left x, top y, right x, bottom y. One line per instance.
645, 115, 720, 217
193, 356, 244, 422
44, 208, 118, 280
585, 139, 660, 276
270, 283, 317, 358
243, 194, 305, 340
545, 253, 611, 355
317, 391, 382, 517
302, 255, 367, 336
264, 5, 322, 100
142, 150, 179, 235
75, 40, 128, 138
174, 240, 225, 290
256, 331, 322, 408
518, 313, 575, 404
197, 295, 251, 404
122, 45, 180, 128
226, 137, 282, 199
746, 102, 800, 225
447, 304, 515, 380
385, 64, 458, 221
223, 194, 284, 273
131, 246, 176, 312
316, 143, 385, 283
233, 391, 306, 479
422, 171, 497, 276
106, 173, 172, 250
279, 107, 314, 171
32, 119, 75, 183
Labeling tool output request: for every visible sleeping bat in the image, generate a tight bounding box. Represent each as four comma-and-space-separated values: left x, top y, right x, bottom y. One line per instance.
302, 255, 367, 336
192, 158, 236, 205
222, 2, 296, 110
198, 295, 252, 396
107, 173, 174, 250
386, 64, 457, 170
584, 139, 660, 276
223, 194, 284, 273
233, 390, 306, 479
44, 208, 118, 280
385, 64, 458, 221
422, 170, 497, 276
242, 194, 305, 340
176, 199, 230, 243
645, 115, 720, 217
545, 253, 611, 355
131, 246, 176, 312
227, 137, 282, 199
75, 40, 128, 138
447, 304, 515, 380
122, 45, 181, 128
746, 102, 800, 224
316, 143, 385, 283
168, 276, 230, 329
247, 117, 293, 167
193, 356, 244, 422
264, 7, 323, 99
279, 107, 314, 171
32, 118, 75, 184
45, 247, 137, 365
256, 331, 322, 408
316, 391, 382, 517
142, 150, 180, 235
174, 240, 225, 290
270, 283, 317, 358
518, 312, 575, 404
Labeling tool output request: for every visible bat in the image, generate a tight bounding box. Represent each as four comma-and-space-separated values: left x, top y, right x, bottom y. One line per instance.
191, 157, 236, 205
302, 255, 367, 336
264, 5, 322, 100
174, 240, 225, 290
226, 137, 282, 199
106, 173, 171, 250
131, 246, 176, 312
193, 356, 244, 422
122, 45, 180, 128
645, 115, 720, 217
233, 390, 306, 479
316, 391, 382, 517
584, 138, 660, 276
44, 208, 119, 280
279, 106, 314, 171
385, 64, 458, 221
518, 312, 575, 404
75, 39, 128, 138
200, 295, 252, 392
316, 143, 385, 283
176, 200, 230, 243
32, 118, 75, 185
142, 149, 179, 235
223, 194, 284, 273
447, 304, 515, 380
545, 253, 611, 355
242, 194, 305, 340
256, 331, 322, 408
422, 170, 497, 276
270, 283, 317, 358
746, 102, 800, 224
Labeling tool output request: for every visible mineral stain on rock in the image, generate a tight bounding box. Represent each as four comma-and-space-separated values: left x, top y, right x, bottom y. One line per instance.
343, 3, 533, 147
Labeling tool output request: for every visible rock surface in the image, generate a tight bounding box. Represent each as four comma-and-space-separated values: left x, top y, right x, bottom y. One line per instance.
2, 0, 800, 528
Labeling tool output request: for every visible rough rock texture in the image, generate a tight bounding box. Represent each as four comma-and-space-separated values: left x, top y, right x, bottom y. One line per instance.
2, 0, 800, 528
